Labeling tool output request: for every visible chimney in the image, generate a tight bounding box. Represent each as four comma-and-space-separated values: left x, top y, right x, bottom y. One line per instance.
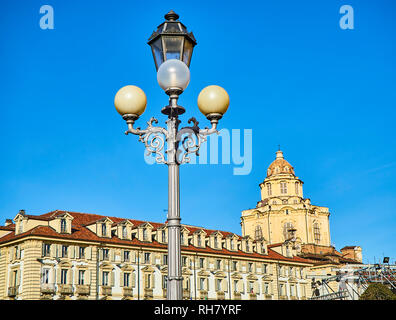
5, 219, 12, 226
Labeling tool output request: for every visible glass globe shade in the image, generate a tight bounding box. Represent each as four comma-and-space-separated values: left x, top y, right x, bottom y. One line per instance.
197, 85, 230, 116
157, 59, 190, 92
114, 85, 147, 116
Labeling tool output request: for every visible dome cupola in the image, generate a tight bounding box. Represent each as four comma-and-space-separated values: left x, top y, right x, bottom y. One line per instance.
266, 149, 295, 177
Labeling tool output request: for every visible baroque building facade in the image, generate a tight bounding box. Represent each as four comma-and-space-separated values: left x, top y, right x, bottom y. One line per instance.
241, 150, 362, 294
0, 209, 312, 300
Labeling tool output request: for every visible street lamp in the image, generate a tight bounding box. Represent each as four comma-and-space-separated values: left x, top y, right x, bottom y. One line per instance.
114, 11, 229, 300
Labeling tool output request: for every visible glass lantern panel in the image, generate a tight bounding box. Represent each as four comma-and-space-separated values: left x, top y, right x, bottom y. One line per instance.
163, 36, 183, 61
182, 38, 194, 67
164, 22, 182, 32
151, 37, 164, 69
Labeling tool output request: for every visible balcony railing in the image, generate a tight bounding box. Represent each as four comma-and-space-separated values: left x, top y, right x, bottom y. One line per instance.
199, 290, 208, 300
41, 284, 56, 295
183, 289, 190, 300
101, 286, 112, 296
249, 293, 257, 300
233, 292, 241, 300
144, 288, 153, 300
264, 294, 272, 300
8, 286, 18, 297
279, 295, 288, 300
76, 285, 90, 295
123, 287, 133, 297
216, 291, 225, 300
58, 284, 73, 295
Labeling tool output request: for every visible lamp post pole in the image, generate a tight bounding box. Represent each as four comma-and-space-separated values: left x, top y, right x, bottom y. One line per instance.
114, 12, 230, 300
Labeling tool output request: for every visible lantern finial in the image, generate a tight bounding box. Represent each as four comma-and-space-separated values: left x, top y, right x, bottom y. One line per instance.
165, 10, 179, 21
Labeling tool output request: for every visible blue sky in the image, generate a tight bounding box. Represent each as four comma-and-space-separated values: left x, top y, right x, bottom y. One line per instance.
0, 0, 395, 264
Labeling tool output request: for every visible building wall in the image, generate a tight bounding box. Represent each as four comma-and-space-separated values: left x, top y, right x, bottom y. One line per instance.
0, 237, 312, 300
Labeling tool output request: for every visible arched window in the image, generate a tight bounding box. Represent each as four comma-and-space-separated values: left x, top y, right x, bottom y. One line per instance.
283, 222, 294, 240
313, 223, 320, 243
254, 225, 263, 241
295, 182, 299, 195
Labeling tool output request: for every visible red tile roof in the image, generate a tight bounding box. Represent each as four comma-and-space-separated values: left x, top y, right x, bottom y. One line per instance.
0, 210, 313, 265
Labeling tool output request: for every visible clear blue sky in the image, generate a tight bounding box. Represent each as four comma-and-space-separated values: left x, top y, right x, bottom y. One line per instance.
0, 0, 395, 264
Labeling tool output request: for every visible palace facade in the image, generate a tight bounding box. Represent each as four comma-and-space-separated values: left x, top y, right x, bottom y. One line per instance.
0, 209, 312, 300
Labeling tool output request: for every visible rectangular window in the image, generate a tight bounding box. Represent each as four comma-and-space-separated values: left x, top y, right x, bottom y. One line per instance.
263, 264, 268, 274
199, 258, 205, 269
162, 275, 167, 289
180, 232, 184, 244
144, 252, 151, 264
290, 285, 295, 297
230, 240, 235, 250
280, 182, 287, 194
123, 250, 130, 262
42, 243, 51, 257
182, 256, 187, 267
267, 183, 272, 196
232, 261, 238, 271
78, 270, 85, 285
143, 228, 148, 241
162, 230, 166, 242
78, 247, 85, 259
280, 284, 284, 296
264, 282, 269, 294
61, 219, 67, 233
102, 271, 109, 286
214, 237, 218, 248
248, 281, 254, 293
41, 268, 50, 284
102, 249, 109, 261
61, 269, 68, 284
234, 280, 238, 292
197, 235, 202, 247
163, 254, 168, 265
124, 273, 130, 287
216, 279, 222, 291
145, 274, 151, 288
101, 223, 107, 237
248, 263, 253, 273
122, 226, 127, 239
199, 278, 205, 290
61, 245, 68, 258
216, 259, 221, 270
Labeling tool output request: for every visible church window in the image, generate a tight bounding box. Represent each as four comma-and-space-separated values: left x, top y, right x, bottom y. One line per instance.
254, 225, 263, 240
280, 182, 287, 194
283, 222, 294, 240
314, 223, 321, 243
295, 182, 299, 194
267, 183, 272, 196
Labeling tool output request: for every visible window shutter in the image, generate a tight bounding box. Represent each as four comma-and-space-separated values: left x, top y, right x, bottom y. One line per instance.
206, 278, 209, 291
222, 279, 228, 292
69, 246, 75, 259
15, 270, 20, 287
111, 249, 115, 262
86, 270, 91, 285
86, 247, 91, 260
151, 273, 155, 288
132, 272, 136, 287
255, 282, 260, 294
99, 249, 103, 261
120, 272, 124, 287
110, 270, 115, 287
9, 248, 13, 261
56, 268, 61, 284
238, 280, 243, 293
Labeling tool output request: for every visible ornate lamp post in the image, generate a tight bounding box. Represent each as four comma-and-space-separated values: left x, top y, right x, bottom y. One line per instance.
114, 11, 229, 300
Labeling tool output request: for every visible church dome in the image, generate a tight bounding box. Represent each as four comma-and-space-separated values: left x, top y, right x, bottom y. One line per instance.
266, 150, 295, 177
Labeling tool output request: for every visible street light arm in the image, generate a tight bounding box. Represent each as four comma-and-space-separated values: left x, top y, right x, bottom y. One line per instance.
124, 116, 169, 164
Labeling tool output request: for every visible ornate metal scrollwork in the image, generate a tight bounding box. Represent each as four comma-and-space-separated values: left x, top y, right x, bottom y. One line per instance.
124, 114, 218, 165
